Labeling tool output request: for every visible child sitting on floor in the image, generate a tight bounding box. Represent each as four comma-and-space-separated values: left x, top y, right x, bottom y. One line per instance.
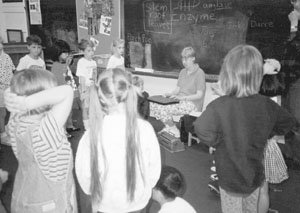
152, 165, 196, 213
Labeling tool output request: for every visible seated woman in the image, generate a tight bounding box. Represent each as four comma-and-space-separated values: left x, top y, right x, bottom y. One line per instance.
150, 47, 206, 137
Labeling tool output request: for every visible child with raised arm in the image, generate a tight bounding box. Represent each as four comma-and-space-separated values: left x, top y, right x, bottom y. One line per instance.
152, 165, 196, 213
76, 39, 97, 130
4, 69, 77, 213
16, 35, 45, 71
194, 45, 297, 213
106, 38, 125, 70
0, 36, 14, 146
75, 68, 161, 213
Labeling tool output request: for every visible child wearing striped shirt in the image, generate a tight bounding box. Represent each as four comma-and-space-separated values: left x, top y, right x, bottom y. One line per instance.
4, 69, 77, 213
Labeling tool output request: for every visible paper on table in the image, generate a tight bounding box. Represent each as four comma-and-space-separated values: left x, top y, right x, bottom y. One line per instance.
189, 111, 202, 117
134, 67, 154, 73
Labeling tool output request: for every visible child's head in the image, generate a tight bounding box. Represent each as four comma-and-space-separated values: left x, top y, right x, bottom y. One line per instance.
153, 166, 185, 202
96, 68, 137, 111
78, 39, 94, 60
10, 69, 57, 114
181, 47, 196, 69
291, 0, 300, 10
111, 38, 124, 57
53, 40, 71, 62
132, 76, 144, 92
26, 35, 42, 58
219, 44, 263, 98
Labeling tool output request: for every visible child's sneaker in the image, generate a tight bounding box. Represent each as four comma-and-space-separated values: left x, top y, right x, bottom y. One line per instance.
208, 180, 220, 196
210, 166, 216, 173
210, 173, 218, 181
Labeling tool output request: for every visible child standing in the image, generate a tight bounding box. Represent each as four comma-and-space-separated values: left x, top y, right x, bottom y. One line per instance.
51, 40, 80, 137
288, 0, 300, 40
152, 165, 196, 213
16, 35, 46, 71
132, 76, 150, 120
106, 38, 125, 70
0, 36, 14, 146
75, 68, 161, 213
4, 69, 77, 213
194, 45, 296, 213
76, 39, 97, 130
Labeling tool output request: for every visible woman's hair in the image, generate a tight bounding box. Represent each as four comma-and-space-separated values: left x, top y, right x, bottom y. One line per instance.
111, 38, 124, 54
10, 69, 58, 114
89, 68, 143, 204
51, 40, 71, 62
78, 39, 94, 51
219, 45, 263, 97
155, 166, 185, 200
181, 47, 196, 61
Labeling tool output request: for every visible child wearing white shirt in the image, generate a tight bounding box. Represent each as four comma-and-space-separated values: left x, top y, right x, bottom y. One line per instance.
76, 39, 97, 130
16, 35, 45, 71
106, 38, 125, 70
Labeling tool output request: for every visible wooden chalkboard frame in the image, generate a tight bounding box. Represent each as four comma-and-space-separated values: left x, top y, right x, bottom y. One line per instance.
123, 0, 291, 80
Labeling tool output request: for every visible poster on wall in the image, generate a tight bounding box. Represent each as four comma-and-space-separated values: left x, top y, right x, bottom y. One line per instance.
99, 15, 112, 36
29, 0, 42, 25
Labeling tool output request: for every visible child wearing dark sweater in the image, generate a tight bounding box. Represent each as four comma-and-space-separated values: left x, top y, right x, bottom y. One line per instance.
194, 45, 297, 213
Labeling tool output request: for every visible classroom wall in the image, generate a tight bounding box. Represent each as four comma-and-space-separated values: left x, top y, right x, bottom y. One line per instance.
0, 1, 28, 42
76, 0, 120, 55
137, 74, 219, 111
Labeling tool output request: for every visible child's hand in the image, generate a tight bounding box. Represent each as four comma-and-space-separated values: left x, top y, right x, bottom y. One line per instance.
211, 82, 224, 96
66, 55, 73, 66
263, 59, 281, 75
164, 93, 171, 97
4, 89, 27, 113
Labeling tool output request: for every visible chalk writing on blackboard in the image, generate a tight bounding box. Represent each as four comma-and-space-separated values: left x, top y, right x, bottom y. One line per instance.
125, 0, 291, 76
143, 0, 172, 34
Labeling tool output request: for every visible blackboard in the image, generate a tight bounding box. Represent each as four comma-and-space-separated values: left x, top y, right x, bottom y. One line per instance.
124, 0, 291, 77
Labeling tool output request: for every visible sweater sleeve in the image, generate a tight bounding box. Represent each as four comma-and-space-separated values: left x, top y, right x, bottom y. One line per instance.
272, 102, 297, 136
194, 102, 220, 147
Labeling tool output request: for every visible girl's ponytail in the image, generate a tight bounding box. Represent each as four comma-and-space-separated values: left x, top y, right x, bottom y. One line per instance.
89, 84, 105, 204
125, 81, 144, 201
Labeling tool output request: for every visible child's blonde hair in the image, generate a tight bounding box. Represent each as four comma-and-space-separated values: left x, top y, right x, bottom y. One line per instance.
111, 38, 124, 54
78, 39, 94, 51
89, 68, 144, 204
132, 76, 144, 88
10, 69, 58, 114
181, 47, 196, 62
219, 45, 263, 98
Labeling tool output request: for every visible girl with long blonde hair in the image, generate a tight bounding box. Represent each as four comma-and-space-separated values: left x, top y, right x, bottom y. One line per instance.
76, 68, 161, 213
